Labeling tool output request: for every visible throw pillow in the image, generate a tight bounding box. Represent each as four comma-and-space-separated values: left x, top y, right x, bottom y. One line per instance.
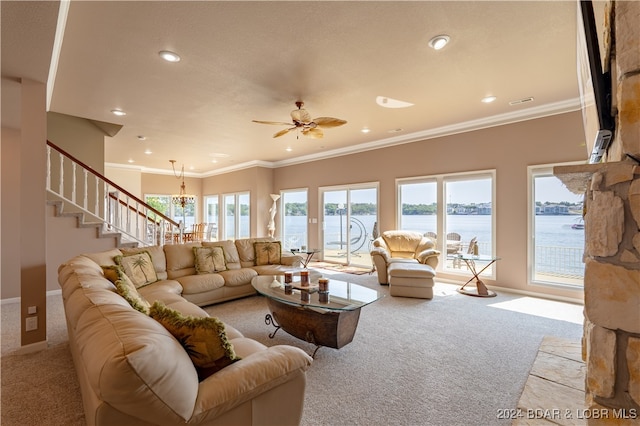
114, 251, 158, 288
254, 241, 282, 266
193, 246, 227, 274
114, 270, 151, 315
149, 301, 240, 380
101, 265, 122, 283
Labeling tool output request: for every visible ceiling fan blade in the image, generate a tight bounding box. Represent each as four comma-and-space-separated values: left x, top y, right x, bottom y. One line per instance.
273, 127, 295, 138
303, 128, 324, 139
291, 108, 311, 123
312, 117, 347, 128
253, 120, 295, 126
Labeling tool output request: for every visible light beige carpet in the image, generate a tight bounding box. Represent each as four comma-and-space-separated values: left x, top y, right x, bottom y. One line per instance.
1, 272, 584, 425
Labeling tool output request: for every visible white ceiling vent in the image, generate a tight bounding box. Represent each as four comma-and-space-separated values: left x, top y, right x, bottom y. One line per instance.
509, 97, 534, 106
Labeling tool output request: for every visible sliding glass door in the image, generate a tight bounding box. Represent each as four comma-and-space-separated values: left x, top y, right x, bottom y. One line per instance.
321, 184, 377, 268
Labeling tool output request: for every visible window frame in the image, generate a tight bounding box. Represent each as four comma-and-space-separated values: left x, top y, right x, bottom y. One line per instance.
527, 162, 585, 289
397, 169, 496, 279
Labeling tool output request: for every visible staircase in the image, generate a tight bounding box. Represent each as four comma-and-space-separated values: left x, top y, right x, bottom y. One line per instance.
46, 141, 182, 248
46, 192, 138, 249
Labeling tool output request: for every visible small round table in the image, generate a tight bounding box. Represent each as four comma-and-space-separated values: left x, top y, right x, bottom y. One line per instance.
453, 254, 500, 297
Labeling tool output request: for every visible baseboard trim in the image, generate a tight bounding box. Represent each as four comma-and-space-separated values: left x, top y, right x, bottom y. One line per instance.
16, 340, 49, 355
435, 278, 584, 305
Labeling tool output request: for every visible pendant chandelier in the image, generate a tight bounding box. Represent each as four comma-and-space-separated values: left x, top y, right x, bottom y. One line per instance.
170, 160, 195, 208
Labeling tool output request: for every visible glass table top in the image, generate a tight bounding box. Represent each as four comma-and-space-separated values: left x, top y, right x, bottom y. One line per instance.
251, 275, 383, 311
449, 253, 500, 262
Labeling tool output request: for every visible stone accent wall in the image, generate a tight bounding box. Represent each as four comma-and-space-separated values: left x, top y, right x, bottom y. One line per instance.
582, 1, 640, 421
582, 163, 640, 414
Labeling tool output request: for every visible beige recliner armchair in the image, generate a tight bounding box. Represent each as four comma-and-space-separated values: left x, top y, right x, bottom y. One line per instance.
370, 230, 440, 285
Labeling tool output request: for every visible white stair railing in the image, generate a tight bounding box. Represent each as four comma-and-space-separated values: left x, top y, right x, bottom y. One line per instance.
46, 141, 182, 246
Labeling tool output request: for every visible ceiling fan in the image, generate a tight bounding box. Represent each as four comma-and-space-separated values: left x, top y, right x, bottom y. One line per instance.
253, 101, 347, 139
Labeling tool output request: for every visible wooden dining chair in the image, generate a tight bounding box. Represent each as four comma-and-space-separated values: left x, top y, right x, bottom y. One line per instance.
191, 223, 205, 242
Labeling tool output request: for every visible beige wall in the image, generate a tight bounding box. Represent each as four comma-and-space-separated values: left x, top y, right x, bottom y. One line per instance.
105, 166, 142, 199
47, 112, 106, 174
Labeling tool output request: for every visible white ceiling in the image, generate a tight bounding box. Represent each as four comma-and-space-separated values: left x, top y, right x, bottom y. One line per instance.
2, 1, 582, 176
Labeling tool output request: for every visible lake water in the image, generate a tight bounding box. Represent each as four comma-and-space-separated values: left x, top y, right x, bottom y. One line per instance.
285, 214, 583, 248
283, 214, 585, 277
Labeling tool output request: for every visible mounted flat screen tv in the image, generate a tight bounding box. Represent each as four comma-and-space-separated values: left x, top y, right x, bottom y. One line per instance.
577, 0, 615, 164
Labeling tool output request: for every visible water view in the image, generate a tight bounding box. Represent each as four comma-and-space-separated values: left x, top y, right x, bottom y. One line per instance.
283, 213, 585, 280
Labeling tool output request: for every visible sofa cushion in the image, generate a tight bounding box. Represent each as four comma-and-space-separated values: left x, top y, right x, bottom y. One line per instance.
150, 301, 240, 381
194, 246, 227, 274
202, 240, 241, 268
177, 273, 225, 295
254, 241, 282, 265
82, 248, 123, 267
164, 243, 201, 279
114, 270, 151, 314
121, 245, 168, 280
115, 251, 158, 288
217, 268, 258, 287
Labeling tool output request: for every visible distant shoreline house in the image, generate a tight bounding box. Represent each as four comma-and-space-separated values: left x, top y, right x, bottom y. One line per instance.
446, 203, 493, 215
536, 204, 571, 215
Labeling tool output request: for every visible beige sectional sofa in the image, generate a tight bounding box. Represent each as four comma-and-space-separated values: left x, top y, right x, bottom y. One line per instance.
57, 237, 314, 425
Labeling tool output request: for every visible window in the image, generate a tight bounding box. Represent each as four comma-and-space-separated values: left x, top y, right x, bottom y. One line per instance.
398, 180, 437, 234
529, 165, 584, 287
444, 174, 494, 273
145, 194, 196, 228
398, 170, 495, 277
281, 189, 308, 250
204, 195, 219, 241
223, 192, 250, 240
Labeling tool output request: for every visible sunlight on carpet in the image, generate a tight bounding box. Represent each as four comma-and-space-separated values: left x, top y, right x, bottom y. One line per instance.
488, 297, 584, 324
310, 262, 372, 275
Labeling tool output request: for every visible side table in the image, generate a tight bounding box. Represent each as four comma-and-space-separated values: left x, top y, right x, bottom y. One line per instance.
453, 254, 500, 297
290, 248, 321, 268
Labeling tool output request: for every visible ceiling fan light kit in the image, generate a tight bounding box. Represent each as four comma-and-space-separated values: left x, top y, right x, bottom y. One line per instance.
253, 101, 347, 139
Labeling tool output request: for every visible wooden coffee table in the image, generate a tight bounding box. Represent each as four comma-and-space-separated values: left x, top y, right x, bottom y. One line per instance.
251, 275, 383, 357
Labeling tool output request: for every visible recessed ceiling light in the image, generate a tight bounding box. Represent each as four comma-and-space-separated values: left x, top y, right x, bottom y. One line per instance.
285, 147, 293, 152
209, 152, 230, 158
428, 35, 450, 50
111, 109, 126, 116
211, 159, 218, 164
159, 50, 181, 62
481, 96, 497, 103
127, 158, 134, 163
361, 128, 371, 133
144, 149, 152, 155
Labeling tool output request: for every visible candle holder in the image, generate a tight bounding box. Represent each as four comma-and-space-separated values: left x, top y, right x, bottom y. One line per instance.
318, 291, 329, 303
300, 270, 309, 286
284, 272, 293, 294
318, 278, 329, 292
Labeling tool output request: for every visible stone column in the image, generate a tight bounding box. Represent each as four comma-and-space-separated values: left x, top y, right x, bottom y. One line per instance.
581, 1, 640, 421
